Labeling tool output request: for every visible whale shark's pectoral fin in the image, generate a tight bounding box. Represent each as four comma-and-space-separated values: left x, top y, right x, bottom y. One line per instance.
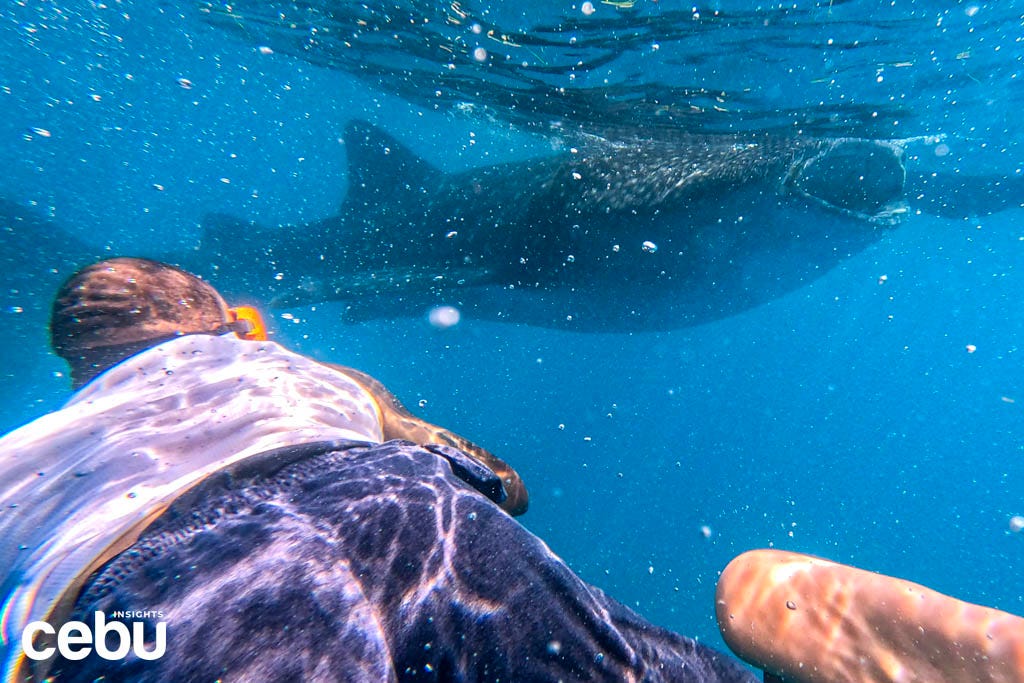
341, 120, 444, 214
269, 263, 495, 309
187, 212, 295, 298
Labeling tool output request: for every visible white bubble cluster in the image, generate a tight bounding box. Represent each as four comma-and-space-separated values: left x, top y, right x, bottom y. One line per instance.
428, 305, 461, 329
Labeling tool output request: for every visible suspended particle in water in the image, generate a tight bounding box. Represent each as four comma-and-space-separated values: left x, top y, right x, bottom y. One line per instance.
877, 274, 887, 285
1009, 515, 1024, 533
581, 1, 595, 16
642, 240, 658, 254
699, 525, 713, 539
177, 77, 194, 90
258, 46, 274, 55
428, 305, 461, 329
473, 47, 487, 62
965, 344, 977, 353
30, 127, 51, 138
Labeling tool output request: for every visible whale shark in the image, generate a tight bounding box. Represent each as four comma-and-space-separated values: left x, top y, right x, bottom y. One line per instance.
0, 200, 101, 429
197, 121, 911, 332
2, 124, 1020, 337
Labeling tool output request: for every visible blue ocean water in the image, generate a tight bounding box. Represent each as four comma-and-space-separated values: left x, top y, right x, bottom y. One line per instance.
2, 0, 1023, 661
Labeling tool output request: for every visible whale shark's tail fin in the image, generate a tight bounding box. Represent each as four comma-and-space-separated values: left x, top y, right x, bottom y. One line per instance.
194, 120, 458, 313
0, 199, 100, 321
0, 199, 102, 417
191, 212, 287, 300
193, 120, 492, 321
340, 119, 443, 215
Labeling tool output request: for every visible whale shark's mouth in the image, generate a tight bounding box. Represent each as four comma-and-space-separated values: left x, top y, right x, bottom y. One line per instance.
785, 138, 909, 225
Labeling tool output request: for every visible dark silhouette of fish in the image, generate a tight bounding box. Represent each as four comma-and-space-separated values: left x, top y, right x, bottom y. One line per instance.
0, 200, 101, 429
198, 121, 912, 332
3, 124, 1021, 337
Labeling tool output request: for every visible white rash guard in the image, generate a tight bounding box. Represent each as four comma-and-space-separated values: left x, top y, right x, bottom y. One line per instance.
0, 333, 384, 680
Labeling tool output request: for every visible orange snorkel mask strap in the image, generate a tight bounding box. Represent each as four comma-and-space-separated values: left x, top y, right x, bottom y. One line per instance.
227, 305, 268, 341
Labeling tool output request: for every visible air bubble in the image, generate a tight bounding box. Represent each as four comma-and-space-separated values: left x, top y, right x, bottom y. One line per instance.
428, 305, 461, 329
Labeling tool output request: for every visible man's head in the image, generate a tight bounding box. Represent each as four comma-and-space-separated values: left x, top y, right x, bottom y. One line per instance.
51, 258, 237, 389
